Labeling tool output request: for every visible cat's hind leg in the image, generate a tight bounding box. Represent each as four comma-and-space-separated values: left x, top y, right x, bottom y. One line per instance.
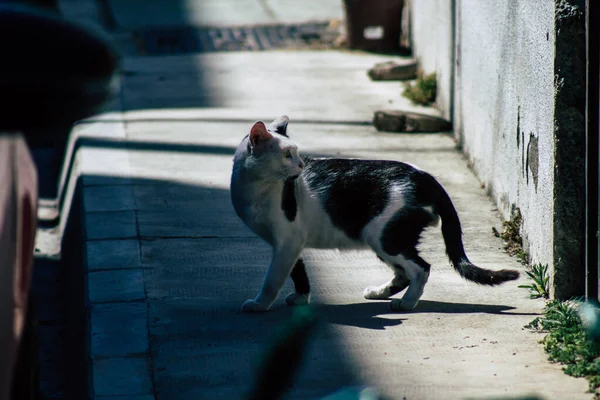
388, 254, 431, 311
285, 258, 311, 306
369, 206, 434, 310
363, 265, 409, 300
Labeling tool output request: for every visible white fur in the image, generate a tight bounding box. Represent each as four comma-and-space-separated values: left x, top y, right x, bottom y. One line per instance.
231, 126, 307, 312
361, 184, 407, 245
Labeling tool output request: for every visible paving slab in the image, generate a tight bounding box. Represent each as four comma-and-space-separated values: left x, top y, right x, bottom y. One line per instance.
87, 239, 142, 270
84, 185, 136, 213
92, 357, 153, 397
88, 269, 145, 303
96, 396, 155, 400
91, 301, 148, 357
85, 211, 138, 240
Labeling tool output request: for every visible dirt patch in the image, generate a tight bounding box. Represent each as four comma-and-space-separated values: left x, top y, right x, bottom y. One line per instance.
492, 207, 529, 264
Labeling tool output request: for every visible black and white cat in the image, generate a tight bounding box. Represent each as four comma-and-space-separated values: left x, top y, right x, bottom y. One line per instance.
230, 116, 519, 313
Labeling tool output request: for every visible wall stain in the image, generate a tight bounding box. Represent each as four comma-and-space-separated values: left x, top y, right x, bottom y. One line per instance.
516, 105, 520, 148
516, 105, 527, 178
521, 131, 525, 177
526, 133, 539, 191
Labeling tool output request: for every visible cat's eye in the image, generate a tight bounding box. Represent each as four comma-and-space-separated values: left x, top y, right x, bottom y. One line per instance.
285, 149, 292, 158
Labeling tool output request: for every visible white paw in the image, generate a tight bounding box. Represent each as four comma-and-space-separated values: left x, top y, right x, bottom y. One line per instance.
285, 292, 311, 306
363, 286, 390, 300
241, 299, 269, 313
390, 299, 418, 311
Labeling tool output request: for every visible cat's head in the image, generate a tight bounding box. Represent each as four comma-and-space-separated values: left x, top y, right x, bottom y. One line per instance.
238, 116, 305, 180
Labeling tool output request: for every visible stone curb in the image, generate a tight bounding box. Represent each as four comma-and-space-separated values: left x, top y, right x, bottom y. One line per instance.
373, 110, 452, 133
63, 94, 155, 399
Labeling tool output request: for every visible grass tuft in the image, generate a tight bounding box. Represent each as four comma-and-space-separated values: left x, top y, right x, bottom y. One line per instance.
401, 71, 437, 106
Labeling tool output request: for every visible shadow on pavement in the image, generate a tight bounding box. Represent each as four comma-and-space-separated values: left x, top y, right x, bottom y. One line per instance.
318, 299, 535, 330
76, 136, 236, 156
412, 300, 538, 315
52, 163, 368, 398
411, 300, 539, 315
319, 302, 406, 330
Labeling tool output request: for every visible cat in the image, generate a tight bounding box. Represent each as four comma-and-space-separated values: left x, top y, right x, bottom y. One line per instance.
230, 116, 520, 313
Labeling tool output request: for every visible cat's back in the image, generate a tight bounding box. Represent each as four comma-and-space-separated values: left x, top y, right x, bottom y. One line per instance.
299, 157, 419, 245
302, 157, 418, 199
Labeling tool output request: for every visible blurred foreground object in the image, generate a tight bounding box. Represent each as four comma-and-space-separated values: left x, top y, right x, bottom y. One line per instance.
579, 301, 600, 341
0, 3, 119, 133
321, 386, 391, 400
248, 306, 320, 400
0, 3, 119, 399
0, 138, 38, 400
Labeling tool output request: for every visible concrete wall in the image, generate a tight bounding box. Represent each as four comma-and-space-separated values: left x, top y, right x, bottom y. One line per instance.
409, 0, 454, 121
410, 0, 586, 297
455, 0, 556, 268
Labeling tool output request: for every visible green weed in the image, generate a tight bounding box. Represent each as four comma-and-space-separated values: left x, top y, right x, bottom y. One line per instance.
526, 300, 600, 394
401, 71, 437, 106
518, 263, 550, 299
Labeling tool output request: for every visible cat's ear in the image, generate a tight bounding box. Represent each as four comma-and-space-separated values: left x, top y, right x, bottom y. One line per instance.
249, 121, 273, 149
269, 115, 289, 137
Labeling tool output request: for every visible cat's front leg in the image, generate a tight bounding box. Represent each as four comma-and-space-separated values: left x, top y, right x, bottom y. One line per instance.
285, 258, 311, 306
242, 242, 303, 313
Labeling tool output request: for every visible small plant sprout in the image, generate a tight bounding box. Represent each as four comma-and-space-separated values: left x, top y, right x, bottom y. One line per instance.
518, 263, 549, 299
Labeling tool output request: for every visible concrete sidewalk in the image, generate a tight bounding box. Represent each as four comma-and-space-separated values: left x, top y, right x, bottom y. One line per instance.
61, 1, 592, 399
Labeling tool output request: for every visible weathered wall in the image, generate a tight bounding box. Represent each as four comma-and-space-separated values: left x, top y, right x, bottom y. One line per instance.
410, 0, 586, 297
454, 0, 556, 269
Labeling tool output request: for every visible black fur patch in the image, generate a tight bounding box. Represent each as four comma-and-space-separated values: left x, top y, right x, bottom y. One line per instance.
304, 158, 417, 240
380, 206, 435, 257
281, 178, 297, 221
290, 258, 310, 294
271, 117, 289, 137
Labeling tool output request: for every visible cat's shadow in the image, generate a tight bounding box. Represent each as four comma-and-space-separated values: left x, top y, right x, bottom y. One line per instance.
318, 301, 407, 330
318, 299, 536, 330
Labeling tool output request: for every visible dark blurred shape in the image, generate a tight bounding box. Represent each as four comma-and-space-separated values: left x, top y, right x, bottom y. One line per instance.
248, 305, 320, 400
5, 0, 58, 11
0, 3, 120, 400
343, 0, 406, 53
0, 3, 120, 134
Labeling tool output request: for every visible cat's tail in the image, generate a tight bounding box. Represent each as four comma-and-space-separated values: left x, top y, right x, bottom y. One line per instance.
422, 173, 520, 285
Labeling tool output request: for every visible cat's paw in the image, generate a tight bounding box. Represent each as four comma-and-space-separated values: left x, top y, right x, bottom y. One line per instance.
285, 292, 311, 306
390, 299, 418, 312
363, 286, 390, 300
241, 299, 269, 313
